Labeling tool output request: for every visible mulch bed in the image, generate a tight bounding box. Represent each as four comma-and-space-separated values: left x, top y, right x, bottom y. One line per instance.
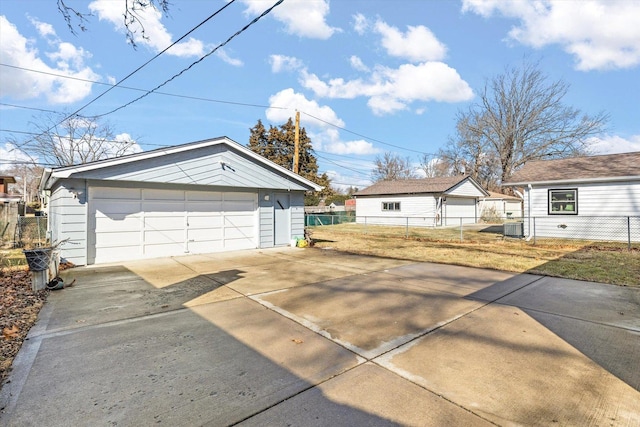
0, 267, 48, 385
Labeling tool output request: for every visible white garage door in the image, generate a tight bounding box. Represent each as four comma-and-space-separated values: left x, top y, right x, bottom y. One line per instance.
90, 187, 257, 264
444, 198, 477, 225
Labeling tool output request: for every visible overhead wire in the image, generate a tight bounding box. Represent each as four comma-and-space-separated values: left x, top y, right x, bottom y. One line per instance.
50, 0, 239, 124
92, 0, 285, 118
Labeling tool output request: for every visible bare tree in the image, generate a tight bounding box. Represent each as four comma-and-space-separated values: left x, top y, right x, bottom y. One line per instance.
372, 152, 417, 182
12, 113, 139, 167
57, 0, 171, 48
446, 61, 608, 187
418, 153, 450, 178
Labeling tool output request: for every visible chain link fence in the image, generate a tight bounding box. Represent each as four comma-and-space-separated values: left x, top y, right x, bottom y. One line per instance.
305, 215, 639, 250
0, 216, 48, 248
305, 212, 356, 226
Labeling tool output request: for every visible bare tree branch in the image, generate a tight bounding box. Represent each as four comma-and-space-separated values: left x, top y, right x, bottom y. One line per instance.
372, 152, 418, 182
10, 113, 139, 167
442, 61, 608, 188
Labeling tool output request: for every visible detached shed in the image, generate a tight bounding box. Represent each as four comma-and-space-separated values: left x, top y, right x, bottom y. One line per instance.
39, 137, 321, 265
479, 191, 523, 219
354, 176, 488, 227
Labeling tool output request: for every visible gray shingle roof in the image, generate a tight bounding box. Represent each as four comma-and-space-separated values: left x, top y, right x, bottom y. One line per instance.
503, 152, 640, 185
355, 175, 470, 196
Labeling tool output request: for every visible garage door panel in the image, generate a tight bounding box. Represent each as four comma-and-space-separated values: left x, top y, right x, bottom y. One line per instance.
225, 201, 255, 212
143, 201, 185, 214
94, 201, 141, 216
224, 238, 255, 251
144, 243, 185, 258
144, 229, 184, 244
95, 246, 141, 263
187, 240, 224, 254
224, 226, 254, 239
145, 216, 184, 230
187, 191, 222, 202
188, 215, 223, 228
92, 187, 141, 200
95, 216, 141, 232
143, 189, 185, 201
186, 201, 223, 213
95, 231, 141, 247
188, 228, 222, 240
225, 215, 254, 227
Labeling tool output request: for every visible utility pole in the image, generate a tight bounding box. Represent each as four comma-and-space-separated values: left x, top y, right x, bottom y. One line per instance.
293, 111, 300, 174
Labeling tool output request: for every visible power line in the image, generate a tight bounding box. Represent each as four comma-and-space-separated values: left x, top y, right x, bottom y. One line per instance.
0, 128, 171, 148
57, 0, 239, 122
93, 0, 285, 118
0, 76, 283, 111
303, 111, 437, 156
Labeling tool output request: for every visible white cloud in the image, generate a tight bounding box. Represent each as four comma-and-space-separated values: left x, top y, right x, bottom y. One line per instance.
267, 88, 344, 127
0, 142, 33, 172
240, 0, 339, 39
215, 48, 243, 67
352, 13, 369, 35
301, 62, 474, 115
589, 134, 640, 154
374, 20, 447, 62
462, 0, 640, 71
266, 90, 378, 157
349, 55, 369, 72
312, 128, 379, 156
0, 16, 99, 104
269, 54, 304, 73
28, 16, 56, 38
88, 0, 206, 57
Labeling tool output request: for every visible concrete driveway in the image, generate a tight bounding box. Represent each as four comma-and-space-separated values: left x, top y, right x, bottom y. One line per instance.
1, 247, 639, 426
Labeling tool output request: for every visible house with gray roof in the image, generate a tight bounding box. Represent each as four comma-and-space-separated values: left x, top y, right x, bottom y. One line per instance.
479, 191, 523, 220
39, 137, 321, 265
354, 175, 489, 227
502, 151, 640, 242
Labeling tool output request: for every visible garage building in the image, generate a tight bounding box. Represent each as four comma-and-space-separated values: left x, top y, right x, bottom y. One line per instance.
39, 137, 321, 265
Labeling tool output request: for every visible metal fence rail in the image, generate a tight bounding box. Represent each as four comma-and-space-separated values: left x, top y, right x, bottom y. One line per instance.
305, 214, 640, 250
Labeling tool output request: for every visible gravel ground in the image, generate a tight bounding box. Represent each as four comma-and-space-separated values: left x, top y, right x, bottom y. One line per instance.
0, 267, 48, 384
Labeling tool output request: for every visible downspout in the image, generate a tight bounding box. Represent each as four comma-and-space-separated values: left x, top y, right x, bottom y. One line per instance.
435, 196, 442, 226
525, 184, 533, 241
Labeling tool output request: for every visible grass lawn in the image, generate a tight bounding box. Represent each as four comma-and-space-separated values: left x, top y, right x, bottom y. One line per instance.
308, 223, 640, 287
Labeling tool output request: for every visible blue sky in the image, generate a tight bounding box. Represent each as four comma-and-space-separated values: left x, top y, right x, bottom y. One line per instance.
1, 0, 639, 190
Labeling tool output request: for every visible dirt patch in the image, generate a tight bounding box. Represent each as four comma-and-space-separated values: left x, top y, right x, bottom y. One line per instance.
0, 267, 48, 384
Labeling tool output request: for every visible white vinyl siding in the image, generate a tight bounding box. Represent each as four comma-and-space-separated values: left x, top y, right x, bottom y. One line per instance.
448, 180, 486, 197
48, 180, 87, 266
356, 195, 436, 226
523, 181, 640, 240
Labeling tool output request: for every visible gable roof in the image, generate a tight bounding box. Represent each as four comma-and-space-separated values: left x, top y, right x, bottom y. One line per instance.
484, 191, 522, 200
39, 137, 322, 192
355, 175, 488, 197
503, 152, 640, 186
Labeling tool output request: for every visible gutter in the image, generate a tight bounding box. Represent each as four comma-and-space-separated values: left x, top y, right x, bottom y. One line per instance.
504, 175, 640, 187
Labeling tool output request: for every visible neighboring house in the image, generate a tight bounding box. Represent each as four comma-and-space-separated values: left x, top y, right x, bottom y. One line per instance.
39, 137, 321, 265
0, 176, 18, 202
479, 191, 523, 219
502, 152, 640, 242
354, 176, 489, 227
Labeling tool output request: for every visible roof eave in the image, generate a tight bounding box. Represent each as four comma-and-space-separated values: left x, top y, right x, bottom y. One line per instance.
503, 175, 640, 187
39, 137, 322, 192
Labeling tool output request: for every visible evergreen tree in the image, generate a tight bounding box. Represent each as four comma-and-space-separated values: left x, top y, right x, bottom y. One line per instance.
248, 118, 333, 205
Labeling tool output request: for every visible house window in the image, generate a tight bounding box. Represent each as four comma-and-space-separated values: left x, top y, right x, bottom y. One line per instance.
382, 202, 401, 211
548, 189, 577, 215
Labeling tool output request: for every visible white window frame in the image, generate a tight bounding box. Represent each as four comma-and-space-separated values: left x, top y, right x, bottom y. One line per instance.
382, 201, 401, 211
548, 189, 578, 215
